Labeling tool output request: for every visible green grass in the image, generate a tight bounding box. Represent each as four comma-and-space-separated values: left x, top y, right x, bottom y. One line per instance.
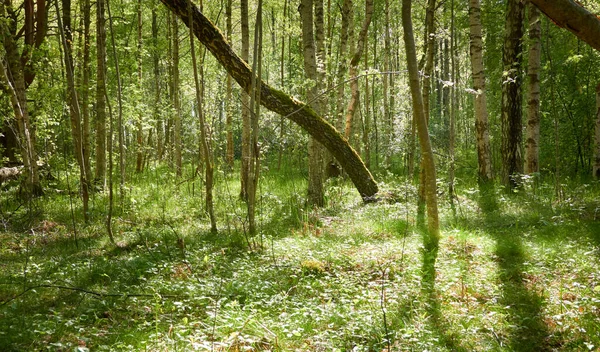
1, 164, 600, 351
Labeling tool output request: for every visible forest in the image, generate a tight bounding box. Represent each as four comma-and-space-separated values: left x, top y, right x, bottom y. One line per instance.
1, 0, 600, 350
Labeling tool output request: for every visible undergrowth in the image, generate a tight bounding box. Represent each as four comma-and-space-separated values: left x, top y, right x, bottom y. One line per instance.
1, 163, 599, 351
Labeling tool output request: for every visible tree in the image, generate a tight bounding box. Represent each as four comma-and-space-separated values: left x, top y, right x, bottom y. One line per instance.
160, 0, 378, 200
594, 83, 600, 179
301, 0, 324, 206
57, 0, 90, 220
530, 0, 600, 52
172, 13, 182, 177
402, 0, 439, 237
501, 0, 525, 189
344, 0, 374, 143
136, 0, 144, 173
468, 0, 493, 184
240, 0, 250, 200
189, 0, 217, 233
225, 0, 234, 169
0, 0, 46, 197
95, 0, 107, 185
525, 3, 541, 175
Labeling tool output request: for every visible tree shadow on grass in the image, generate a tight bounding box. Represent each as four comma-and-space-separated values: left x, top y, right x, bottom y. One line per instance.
491, 226, 552, 351
420, 227, 468, 352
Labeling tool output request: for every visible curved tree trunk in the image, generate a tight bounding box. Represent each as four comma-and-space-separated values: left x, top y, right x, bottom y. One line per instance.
160, 0, 378, 200
402, 0, 439, 238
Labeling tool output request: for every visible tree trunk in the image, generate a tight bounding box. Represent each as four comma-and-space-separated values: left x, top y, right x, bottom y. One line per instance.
335, 0, 351, 132
594, 83, 600, 179
106, 0, 125, 197
172, 13, 182, 177
363, 40, 371, 169
95, 0, 107, 185
501, 0, 525, 189
247, 0, 263, 236
160, 0, 378, 200
468, 0, 493, 183
448, 1, 455, 201
58, 0, 90, 220
277, 0, 288, 171
525, 3, 541, 175
0, 2, 43, 197
136, 0, 144, 173
530, 0, 600, 52
382, 0, 391, 168
189, 0, 217, 233
344, 0, 374, 144
78, 0, 92, 187
225, 0, 234, 169
301, 0, 324, 207
240, 0, 250, 200
402, 0, 439, 237
152, 5, 163, 162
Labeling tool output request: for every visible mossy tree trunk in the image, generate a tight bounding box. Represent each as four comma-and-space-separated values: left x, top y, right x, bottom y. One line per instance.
160, 0, 378, 200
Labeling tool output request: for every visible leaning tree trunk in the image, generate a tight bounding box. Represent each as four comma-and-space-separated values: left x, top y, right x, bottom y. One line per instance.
525, 3, 541, 175
530, 0, 600, 52
468, 0, 493, 184
160, 0, 378, 200
594, 83, 600, 179
402, 0, 439, 238
501, 0, 525, 189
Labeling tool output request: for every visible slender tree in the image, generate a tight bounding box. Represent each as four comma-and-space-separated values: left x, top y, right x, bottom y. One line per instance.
172, 13, 182, 177
594, 83, 600, 179
501, 0, 525, 189
525, 3, 542, 175
247, 0, 263, 236
95, 0, 107, 185
344, 0, 374, 142
189, 0, 217, 233
225, 0, 234, 169
57, 0, 90, 220
468, 0, 493, 184
240, 0, 250, 200
402, 0, 440, 237
301, 0, 324, 206
136, 0, 144, 173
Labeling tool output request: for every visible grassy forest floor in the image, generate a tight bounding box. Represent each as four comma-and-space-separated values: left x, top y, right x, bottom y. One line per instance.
1, 162, 600, 351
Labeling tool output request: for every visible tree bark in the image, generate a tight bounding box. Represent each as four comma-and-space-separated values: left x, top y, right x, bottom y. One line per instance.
525, 3, 542, 175
95, 0, 107, 185
468, 0, 493, 183
225, 0, 234, 169
189, 0, 217, 233
530, 0, 600, 52
402, 0, 440, 237
301, 0, 324, 207
172, 13, 182, 177
501, 0, 525, 189
335, 0, 352, 132
344, 0, 374, 143
240, 0, 250, 200
594, 83, 600, 179
57, 0, 90, 220
136, 0, 144, 173
160, 0, 378, 200
0, 2, 43, 197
